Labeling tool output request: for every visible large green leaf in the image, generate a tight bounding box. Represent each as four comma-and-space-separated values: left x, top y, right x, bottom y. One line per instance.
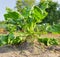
31, 6, 48, 23
4, 11, 23, 21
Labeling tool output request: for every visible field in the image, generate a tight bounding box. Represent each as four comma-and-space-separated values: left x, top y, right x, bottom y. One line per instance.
0, 0, 60, 57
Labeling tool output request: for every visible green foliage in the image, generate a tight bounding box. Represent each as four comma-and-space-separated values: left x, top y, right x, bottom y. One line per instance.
7, 33, 24, 44
31, 6, 48, 23
4, 5, 48, 33
24, 6, 48, 33
0, 21, 6, 29
36, 23, 49, 33
4, 8, 23, 31
39, 1, 60, 25
38, 38, 59, 46
16, 0, 35, 13
4, 10, 21, 20
46, 23, 60, 33
39, 0, 49, 10
6, 24, 16, 32
0, 33, 26, 46
0, 2, 48, 46
0, 35, 8, 46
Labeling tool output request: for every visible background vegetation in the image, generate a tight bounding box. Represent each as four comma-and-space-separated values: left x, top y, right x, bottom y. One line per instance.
0, 0, 60, 46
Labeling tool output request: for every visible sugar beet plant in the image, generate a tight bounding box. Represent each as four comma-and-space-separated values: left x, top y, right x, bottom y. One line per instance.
0, 1, 48, 46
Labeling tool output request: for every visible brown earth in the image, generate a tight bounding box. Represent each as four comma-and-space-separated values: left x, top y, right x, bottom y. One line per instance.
0, 28, 7, 34
41, 33, 60, 38
0, 41, 60, 57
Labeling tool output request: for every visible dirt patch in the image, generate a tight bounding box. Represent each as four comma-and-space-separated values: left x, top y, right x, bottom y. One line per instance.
0, 42, 60, 57
0, 28, 7, 34
41, 33, 60, 38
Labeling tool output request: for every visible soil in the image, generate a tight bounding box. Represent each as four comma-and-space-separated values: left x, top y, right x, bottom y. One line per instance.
41, 33, 60, 38
0, 41, 60, 57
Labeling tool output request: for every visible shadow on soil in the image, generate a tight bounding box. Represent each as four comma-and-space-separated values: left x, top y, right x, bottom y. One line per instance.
0, 41, 34, 53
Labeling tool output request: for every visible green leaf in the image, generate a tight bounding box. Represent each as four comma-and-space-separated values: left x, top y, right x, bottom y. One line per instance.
31, 6, 48, 23
38, 38, 59, 46
4, 11, 23, 21
0, 35, 8, 46
8, 33, 15, 44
